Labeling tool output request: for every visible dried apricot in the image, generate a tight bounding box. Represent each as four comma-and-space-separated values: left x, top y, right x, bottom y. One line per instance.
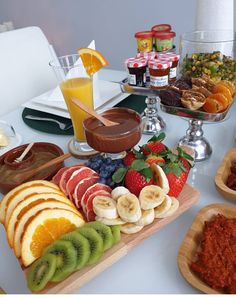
213, 83, 232, 103
207, 93, 229, 110
203, 97, 224, 113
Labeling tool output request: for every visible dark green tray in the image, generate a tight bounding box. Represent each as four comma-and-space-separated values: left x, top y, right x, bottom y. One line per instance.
22, 94, 146, 135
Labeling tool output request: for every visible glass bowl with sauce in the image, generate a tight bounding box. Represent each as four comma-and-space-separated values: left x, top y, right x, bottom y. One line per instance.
83, 107, 142, 156
0, 142, 64, 194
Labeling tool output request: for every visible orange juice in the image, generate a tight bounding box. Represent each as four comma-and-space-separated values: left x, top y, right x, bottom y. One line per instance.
60, 77, 93, 141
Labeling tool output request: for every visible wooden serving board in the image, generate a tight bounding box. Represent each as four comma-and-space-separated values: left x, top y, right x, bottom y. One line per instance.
215, 148, 236, 202
178, 203, 236, 294
24, 184, 199, 294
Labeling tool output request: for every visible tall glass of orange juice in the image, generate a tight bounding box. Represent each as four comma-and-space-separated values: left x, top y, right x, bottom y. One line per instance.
50, 54, 95, 156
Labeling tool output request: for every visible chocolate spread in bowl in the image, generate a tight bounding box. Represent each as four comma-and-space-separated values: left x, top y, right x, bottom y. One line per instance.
83, 108, 142, 153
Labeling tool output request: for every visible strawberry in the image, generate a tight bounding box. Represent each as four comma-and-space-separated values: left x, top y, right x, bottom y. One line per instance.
124, 169, 154, 196
123, 151, 137, 167
162, 147, 194, 198
141, 133, 167, 156
145, 155, 165, 166
112, 159, 154, 197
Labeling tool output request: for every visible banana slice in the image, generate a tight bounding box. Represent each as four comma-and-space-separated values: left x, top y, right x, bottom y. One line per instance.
117, 194, 141, 223
95, 216, 125, 225
156, 197, 179, 218
111, 186, 130, 201
93, 196, 118, 219
135, 209, 155, 226
139, 185, 165, 210
120, 223, 143, 234
154, 194, 172, 218
150, 164, 170, 194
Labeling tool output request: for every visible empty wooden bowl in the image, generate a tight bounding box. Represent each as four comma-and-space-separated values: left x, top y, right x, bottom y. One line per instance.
215, 148, 236, 202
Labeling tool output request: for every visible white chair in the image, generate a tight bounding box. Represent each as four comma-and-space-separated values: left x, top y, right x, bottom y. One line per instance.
0, 26, 58, 116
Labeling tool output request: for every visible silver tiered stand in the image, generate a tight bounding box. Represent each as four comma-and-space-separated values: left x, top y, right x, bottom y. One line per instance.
120, 80, 233, 162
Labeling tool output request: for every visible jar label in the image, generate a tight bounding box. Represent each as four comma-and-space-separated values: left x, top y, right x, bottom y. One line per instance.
128, 74, 136, 85
170, 67, 177, 79
150, 75, 168, 87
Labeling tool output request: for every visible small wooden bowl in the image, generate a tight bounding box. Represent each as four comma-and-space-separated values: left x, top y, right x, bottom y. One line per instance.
178, 203, 236, 294
215, 148, 236, 202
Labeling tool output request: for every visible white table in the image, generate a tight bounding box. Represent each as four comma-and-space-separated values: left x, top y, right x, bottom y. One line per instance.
0, 69, 235, 294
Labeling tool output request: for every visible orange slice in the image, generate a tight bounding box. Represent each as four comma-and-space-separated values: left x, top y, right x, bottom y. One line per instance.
0, 180, 59, 224
218, 80, 236, 97
212, 84, 232, 103
13, 199, 81, 258
21, 208, 84, 267
203, 97, 224, 113
77, 48, 109, 76
6, 192, 74, 248
207, 93, 229, 110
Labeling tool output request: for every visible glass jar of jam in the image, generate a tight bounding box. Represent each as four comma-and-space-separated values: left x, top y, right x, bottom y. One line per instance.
159, 53, 180, 82
148, 60, 171, 89
134, 31, 153, 53
125, 58, 147, 87
136, 52, 158, 80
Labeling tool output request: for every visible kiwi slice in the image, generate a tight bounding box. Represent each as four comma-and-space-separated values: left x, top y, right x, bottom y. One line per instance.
60, 231, 91, 270
77, 227, 103, 265
27, 253, 57, 292
110, 225, 121, 244
44, 239, 77, 282
86, 221, 114, 251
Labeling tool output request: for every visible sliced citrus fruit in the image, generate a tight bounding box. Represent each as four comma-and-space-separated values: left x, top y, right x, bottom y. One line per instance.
208, 93, 229, 110
218, 80, 236, 97
21, 208, 84, 266
203, 97, 224, 113
212, 84, 232, 103
4, 184, 63, 227
77, 48, 109, 76
13, 200, 82, 258
0, 180, 59, 224
6, 192, 74, 247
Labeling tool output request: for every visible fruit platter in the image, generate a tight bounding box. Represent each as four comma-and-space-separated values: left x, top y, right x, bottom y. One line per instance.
0, 133, 199, 293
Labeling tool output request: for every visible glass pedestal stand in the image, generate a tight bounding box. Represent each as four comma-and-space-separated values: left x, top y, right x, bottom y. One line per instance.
119, 79, 233, 162
178, 119, 212, 161
142, 96, 166, 134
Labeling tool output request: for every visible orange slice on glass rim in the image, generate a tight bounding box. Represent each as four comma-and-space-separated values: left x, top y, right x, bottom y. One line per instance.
78, 48, 109, 76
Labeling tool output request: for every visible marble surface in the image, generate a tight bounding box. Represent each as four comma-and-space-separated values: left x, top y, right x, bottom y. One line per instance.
0, 69, 235, 294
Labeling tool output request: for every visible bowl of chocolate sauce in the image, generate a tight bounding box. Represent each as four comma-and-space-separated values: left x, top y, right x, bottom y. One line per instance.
83, 107, 142, 153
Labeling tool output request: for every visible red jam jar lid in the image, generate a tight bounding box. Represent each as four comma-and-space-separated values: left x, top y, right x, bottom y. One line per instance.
153, 31, 176, 39
134, 31, 153, 38
136, 51, 157, 60
148, 59, 172, 69
151, 24, 172, 32
125, 57, 147, 68
159, 53, 180, 62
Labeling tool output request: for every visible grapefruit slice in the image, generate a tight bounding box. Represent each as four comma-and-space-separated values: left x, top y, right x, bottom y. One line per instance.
81, 183, 112, 211
0, 180, 60, 225
84, 190, 112, 214
21, 208, 84, 266
13, 199, 81, 258
4, 184, 62, 227
51, 167, 69, 185
73, 176, 99, 209
6, 192, 73, 247
59, 165, 84, 195
66, 167, 98, 200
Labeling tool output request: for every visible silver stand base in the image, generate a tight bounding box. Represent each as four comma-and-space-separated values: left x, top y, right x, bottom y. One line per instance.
142, 96, 166, 135
178, 119, 212, 162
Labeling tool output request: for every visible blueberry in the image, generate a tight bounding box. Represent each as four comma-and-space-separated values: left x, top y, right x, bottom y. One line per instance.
104, 157, 112, 165
98, 177, 106, 184
100, 170, 110, 178
90, 162, 100, 171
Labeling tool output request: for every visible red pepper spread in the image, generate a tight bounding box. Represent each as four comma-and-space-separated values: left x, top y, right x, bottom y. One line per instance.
191, 214, 236, 294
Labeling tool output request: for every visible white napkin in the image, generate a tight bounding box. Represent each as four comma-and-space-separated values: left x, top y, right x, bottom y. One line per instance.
47, 40, 100, 103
